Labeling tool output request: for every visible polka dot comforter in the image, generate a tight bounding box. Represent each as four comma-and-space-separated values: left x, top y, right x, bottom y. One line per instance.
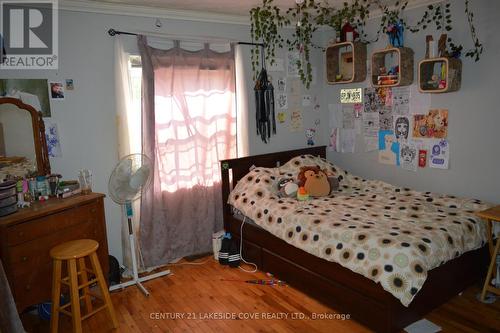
228, 155, 489, 306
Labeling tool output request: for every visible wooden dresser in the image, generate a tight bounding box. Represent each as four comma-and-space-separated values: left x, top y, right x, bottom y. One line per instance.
0, 193, 109, 312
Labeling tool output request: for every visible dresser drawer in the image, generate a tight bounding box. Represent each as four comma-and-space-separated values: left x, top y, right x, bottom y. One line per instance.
7, 220, 99, 277
6, 201, 98, 246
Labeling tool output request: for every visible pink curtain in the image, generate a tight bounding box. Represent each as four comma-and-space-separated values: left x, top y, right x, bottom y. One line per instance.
138, 36, 236, 266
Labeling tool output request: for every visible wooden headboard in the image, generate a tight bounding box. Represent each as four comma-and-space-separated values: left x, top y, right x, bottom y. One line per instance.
220, 146, 326, 227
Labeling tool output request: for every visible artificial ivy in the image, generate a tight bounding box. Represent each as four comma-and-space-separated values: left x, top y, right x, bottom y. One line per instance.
249, 0, 483, 88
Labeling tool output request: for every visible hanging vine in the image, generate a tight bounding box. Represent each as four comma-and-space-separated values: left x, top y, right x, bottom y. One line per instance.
249, 0, 484, 87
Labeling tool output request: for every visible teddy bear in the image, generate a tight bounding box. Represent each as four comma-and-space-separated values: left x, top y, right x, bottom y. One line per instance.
297, 166, 330, 197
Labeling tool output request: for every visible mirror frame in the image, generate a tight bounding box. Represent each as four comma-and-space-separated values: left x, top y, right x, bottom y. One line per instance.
0, 97, 51, 176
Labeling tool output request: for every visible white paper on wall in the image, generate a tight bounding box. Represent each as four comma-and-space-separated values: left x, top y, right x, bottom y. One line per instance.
340, 129, 356, 153
429, 139, 449, 169
329, 128, 339, 152
342, 105, 355, 129
392, 86, 410, 115
276, 93, 288, 109
400, 142, 418, 172
329, 103, 342, 128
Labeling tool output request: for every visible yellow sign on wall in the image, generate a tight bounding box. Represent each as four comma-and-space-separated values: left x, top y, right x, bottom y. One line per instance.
340, 88, 362, 104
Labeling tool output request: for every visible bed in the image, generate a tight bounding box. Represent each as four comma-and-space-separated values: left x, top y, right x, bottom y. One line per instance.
220, 146, 489, 333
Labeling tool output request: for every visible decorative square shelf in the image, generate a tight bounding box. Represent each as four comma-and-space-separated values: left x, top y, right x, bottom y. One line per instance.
371, 47, 414, 87
418, 57, 462, 93
326, 41, 367, 84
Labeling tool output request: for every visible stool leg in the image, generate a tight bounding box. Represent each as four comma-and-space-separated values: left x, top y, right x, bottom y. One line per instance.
481, 238, 500, 301
89, 252, 119, 329
78, 257, 93, 314
68, 259, 83, 333
50, 259, 62, 333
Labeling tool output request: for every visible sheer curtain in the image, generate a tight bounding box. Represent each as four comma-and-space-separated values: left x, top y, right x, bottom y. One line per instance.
114, 36, 145, 274
138, 36, 237, 266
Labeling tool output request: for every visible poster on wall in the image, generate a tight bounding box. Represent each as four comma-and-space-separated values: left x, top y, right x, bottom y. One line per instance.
392, 86, 410, 115
394, 116, 411, 141
342, 105, 355, 129
45, 121, 62, 157
364, 87, 383, 113
290, 110, 303, 132
340, 129, 356, 153
413, 109, 448, 139
276, 77, 286, 92
362, 112, 379, 152
0, 79, 51, 117
276, 93, 288, 109
379, 106, 393, 130
399, 143, 418, 171
329, 128, 339, 152
429, 139, 450, 169
378, 130, 400, 166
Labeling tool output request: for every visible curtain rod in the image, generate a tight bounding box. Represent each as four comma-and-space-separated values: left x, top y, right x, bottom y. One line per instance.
107, 28, 265, 47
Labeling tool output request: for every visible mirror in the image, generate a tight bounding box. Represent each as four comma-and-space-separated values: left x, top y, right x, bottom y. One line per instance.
0, 97, 50, 180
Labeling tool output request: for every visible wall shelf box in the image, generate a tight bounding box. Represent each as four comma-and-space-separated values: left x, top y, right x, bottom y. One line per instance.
371, 47, 414, 87
326, 41, 367, 84
418, 57, 462, 93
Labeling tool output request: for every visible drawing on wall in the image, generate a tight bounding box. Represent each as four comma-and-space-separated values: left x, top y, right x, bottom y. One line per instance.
0, 79, 51, 117
394, 116, 410, 141
45, 121, 62, 157
429, 139, 449, 169
276, 93, 288, 109
302, 94, 312, 107
400, 143, 417, 171
329, 128, 339, 152
379, 106, 393, 130
413, 109, 448, 139
364, 87, 382, 112
313, 95, 321, 112
287, 51, 301, 77
378, 130, 400, 166
362, 111, 379, 152
342, 105, 355, 129
305, 128, 316, 146
290, 110, 303, 132
276, 77, 286, 92
392, 86, 410, 115
277, 112, 286, 124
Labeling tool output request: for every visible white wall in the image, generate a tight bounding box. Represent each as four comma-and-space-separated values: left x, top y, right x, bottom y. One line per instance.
320, 0, 500, 204
0, 9, 322, 264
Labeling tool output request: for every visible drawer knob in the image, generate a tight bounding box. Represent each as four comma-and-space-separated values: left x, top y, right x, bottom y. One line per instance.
25, 284, 31, 291
21, 256, 28, 262
91, 208, 97, 213
18, 231, 24, 237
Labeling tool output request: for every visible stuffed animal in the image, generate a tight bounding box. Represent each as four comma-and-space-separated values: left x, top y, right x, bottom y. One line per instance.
297, 166, 330, 197
277, 178, 298, 198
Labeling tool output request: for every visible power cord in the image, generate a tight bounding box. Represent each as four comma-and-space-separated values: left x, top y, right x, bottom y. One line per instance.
238, 216, 258, 273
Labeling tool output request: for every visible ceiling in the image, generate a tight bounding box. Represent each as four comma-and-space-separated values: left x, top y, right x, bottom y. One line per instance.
70, 0, 435, 17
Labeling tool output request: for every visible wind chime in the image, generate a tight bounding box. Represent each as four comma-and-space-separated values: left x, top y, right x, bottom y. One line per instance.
254, 45, 276, 143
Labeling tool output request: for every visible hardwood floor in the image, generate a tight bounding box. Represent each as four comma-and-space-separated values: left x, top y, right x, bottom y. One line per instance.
21, 257, 500, 333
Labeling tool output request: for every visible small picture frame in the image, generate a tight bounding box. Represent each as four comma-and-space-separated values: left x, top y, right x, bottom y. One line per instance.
49, 81, 65, 100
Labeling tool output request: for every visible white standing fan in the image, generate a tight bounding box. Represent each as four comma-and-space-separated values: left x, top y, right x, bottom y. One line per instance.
108, 154, 170, 296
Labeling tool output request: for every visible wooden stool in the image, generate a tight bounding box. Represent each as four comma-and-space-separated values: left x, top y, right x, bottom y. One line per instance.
50, 239, 118, 333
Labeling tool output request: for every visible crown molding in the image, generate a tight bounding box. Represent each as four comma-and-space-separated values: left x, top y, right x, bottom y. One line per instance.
58, 0, 443, 27
59, 0, 250, 25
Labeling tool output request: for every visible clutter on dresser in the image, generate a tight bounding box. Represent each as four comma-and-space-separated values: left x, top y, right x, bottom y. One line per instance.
0, 180, 17, 216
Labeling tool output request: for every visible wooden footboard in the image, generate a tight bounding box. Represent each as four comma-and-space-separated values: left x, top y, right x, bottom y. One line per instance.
220, 146, 489, 332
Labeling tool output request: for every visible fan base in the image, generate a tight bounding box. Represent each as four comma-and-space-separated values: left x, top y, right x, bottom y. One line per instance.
109, 270, 171, 296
